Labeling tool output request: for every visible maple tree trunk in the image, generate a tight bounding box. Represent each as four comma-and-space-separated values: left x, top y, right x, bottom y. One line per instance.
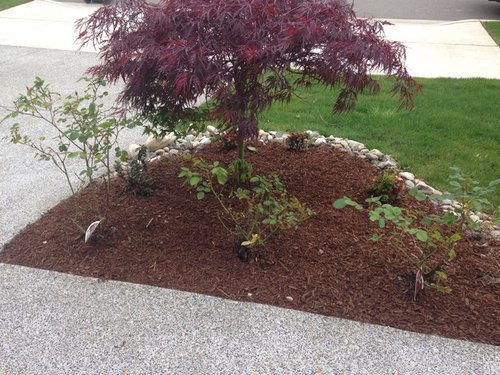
237, 137, 245, 162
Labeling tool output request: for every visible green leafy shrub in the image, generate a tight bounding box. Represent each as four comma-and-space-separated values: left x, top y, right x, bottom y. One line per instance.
115, 146, 154, 196
367, 169, 404, 204
334, 169, 499, 300
1, 76, 141, 231
334, 194, 458, 297
434, 167, 499, 229
286, 131, 309, 151
179, 155, 314, 261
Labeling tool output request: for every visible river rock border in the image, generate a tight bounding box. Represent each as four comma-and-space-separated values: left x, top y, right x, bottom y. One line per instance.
127, 127, 499, 236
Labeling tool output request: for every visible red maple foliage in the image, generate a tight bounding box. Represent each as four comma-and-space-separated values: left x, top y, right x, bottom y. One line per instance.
77, 0, 420, 159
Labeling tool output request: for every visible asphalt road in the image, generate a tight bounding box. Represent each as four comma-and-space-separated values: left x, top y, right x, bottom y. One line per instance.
59, 0, 500, 21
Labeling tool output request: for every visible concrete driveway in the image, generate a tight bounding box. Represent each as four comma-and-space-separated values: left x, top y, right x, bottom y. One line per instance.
1, 0, 500, 78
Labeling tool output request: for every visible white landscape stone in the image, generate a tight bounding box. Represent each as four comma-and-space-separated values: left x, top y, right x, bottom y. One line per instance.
365, 151, 380, 161
145, 133, 177, 151
337, 140, 351, 151
128, 143, 141, 158
369, 149, 384, 159
359, 148, 369, 155
399, 172, 415, 181
347, 140, 365, 152
200, 137, 211, 145
378, 160, 397, 169
405, 180, 416, 188
469, 214, 481, 222
206, 125, 219, 136
314, 137, 327, 146
306, 130, 320, 139
416, 180, 435, 194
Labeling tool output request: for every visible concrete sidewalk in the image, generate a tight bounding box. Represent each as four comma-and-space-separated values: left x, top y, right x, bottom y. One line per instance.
0, 0, 98, 52
1, 1, 499, 374
383, 18, 500, 79
1, 263, 498, 374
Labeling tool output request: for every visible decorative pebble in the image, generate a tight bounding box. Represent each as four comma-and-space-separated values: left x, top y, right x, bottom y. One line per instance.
399, 172, 415, 181
337, 140, 351, 151
405, 180, 416, 189
206, 125, 218, 135
416, 181, 435, 194
314, 137, 327, 146
359, 148, 369, 155
470, 214, 481, 222
368, 148, 384, 160
145, 133, 176, 151
378, 160, 397, 169
306, 130, 320, 139
128, 143, 141, 158
285, 296, 293, 302
347, 140, 365, 152
365, 151, 381, 161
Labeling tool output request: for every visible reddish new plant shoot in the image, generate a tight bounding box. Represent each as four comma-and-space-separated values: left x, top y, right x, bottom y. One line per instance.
77, 0, 421, 168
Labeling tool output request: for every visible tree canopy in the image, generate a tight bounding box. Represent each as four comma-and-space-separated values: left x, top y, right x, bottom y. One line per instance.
77, 0, 420, 143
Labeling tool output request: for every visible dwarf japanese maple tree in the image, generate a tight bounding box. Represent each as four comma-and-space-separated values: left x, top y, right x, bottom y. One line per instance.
77, 0, 420, 163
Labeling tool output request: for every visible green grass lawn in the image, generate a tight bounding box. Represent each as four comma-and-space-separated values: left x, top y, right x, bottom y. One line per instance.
483, 21, 500, 46
0, 0, 31, 11
258, 77, 500, 207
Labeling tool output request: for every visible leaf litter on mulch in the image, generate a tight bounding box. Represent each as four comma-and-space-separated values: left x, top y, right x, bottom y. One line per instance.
1, 143, 498, 345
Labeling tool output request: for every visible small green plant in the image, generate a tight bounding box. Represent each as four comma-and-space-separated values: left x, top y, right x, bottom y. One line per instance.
228, 157, 254, 183
427, 168, 500, 229
115, 146, 154, 196
286, 131, 309, 151
179, 155, 314, 261
367, 169, 404, 204
1, 76, 141, 232
334, 194, 458, 297
334, 169, 499, 300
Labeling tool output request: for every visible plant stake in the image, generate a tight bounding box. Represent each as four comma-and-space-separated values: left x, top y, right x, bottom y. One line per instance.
414, 270, 424, 301
85, 221, 100, 243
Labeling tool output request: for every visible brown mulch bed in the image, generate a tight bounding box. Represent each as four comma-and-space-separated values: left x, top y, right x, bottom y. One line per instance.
1, 143, 499, 345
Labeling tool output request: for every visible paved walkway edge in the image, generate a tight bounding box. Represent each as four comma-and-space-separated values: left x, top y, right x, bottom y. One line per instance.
1, 263, 499, 374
